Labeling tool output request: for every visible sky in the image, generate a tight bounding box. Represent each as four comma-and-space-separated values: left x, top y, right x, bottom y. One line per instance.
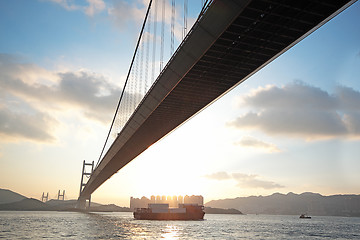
0, 0, 359, 207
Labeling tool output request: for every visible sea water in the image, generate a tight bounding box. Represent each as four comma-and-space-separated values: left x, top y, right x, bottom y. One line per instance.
0, 211, 359, 239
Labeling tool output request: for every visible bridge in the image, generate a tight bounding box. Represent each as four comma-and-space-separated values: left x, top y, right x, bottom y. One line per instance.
77, 0, 356, 208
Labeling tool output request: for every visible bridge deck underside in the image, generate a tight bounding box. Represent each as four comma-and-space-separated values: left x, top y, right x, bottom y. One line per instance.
163, 0, 349, 117
80, 0, 352, 199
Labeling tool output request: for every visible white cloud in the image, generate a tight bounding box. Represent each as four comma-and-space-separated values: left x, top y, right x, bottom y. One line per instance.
234, 136, 280, 153
85, 0, 106, 16
204, 171, 232, 180
336, 85, 360, 111
228, 81, 360, 140
46, 0, 80, 11
242, 81, 337, 110
46, 0, 106, 16
107, 0, 192, 42
107, 0, 146, 30
232, 173, 284, 189
0, 105, 58, 143
0, 70, 121, 123
204, 171, 284, 189
0, 54, 59, 85
0, 54, 127, 143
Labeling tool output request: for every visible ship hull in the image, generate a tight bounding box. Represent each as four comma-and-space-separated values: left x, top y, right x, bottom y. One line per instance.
134, 211, 204, 220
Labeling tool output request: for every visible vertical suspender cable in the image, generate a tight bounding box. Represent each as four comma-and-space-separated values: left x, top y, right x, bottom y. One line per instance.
139, 34, 145, 103
183, 0, 188, 39
151, 0, 158, 84
134, 45, 139, 110
160, 0, 165, 71
125, 68, 133, 127
171, 0, 175, 55
145, 11, 151, 94
96, 0, 153, 168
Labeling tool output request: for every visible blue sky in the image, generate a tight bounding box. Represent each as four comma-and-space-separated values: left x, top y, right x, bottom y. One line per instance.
0, 0, 359, 206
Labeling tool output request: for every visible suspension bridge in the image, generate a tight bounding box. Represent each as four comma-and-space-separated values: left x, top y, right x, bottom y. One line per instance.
77, 0, 356, 208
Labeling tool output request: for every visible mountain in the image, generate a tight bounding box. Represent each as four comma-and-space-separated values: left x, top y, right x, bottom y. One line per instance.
46, 199, 102, 207
204, 207, 243, 214
0, 188, 26, 204
205, 192, 360, 217
0, 198, 52, 211
0, 197, 132, 212
0, 189, 131, 212
88, 204, 131, 212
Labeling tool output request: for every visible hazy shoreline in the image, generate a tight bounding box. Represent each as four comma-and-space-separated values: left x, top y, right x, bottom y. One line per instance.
2, 189, 360, 217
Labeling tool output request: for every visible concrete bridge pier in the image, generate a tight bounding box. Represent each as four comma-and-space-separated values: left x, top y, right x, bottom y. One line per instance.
76, 196, 91, 210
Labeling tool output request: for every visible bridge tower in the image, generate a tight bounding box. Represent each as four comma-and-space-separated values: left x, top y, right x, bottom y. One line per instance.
41, 192, 48, 202
77, 160, 94, 209
57, 190, 65, 200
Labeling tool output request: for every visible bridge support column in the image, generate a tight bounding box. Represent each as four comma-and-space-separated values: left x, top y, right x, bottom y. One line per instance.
76, 196, 91, 210
77, 160, 94, 210
41, 192, 48, 202
76, 198, 87, 209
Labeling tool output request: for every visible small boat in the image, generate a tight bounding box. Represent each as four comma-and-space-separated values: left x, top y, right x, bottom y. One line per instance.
299, 214, 311, 219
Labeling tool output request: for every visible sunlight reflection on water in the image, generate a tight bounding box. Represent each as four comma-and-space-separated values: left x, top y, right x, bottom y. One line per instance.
161, 224, 182, 239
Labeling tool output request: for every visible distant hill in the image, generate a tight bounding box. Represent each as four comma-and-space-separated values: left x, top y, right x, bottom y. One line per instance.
0, 198, 51, 211
46, 199, 79, 210
0, 198, 132, 212
0, 189, 26, 204
0, 188, 132, 212
46, 199, 105, 209
204, 207, 243, 214
205, 192, 360, 217
89, 204, 131, 212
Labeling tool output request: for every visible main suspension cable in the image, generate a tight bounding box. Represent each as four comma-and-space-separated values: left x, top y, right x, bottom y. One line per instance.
96, 0, 153, 168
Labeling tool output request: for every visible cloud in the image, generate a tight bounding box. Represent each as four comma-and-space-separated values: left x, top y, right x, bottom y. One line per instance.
46, 0, 106, 16
204, 171, 232, 180
1, 71, 121, 123
107, 1, 146, 30
46, 0, 80, 11
205, 171, 284, 189
0, 105, 58, 143
57, 72, 121, 121
85, 0, 106, 16
234, 136, 280, 153
241, 81, 337, 110
107, 0, 193, 42
232, 173, 284, 189
228, 81, 360, 140
0, 53, 59, 85
0, 54, 125, 142
336, 85, 360, 111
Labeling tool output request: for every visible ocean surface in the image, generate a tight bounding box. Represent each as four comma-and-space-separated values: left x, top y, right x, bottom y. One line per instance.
1, 211, 359, 239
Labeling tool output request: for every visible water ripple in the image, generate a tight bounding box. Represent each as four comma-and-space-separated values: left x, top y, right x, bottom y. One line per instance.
0, 211, 359, 239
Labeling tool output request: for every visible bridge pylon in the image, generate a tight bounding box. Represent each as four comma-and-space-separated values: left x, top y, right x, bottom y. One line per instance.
41, 192, 48, 202
57, 190, 65, 200
77, 160, 94, 210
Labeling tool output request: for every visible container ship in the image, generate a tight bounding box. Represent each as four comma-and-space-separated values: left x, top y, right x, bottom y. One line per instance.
133, 203, 205, 220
